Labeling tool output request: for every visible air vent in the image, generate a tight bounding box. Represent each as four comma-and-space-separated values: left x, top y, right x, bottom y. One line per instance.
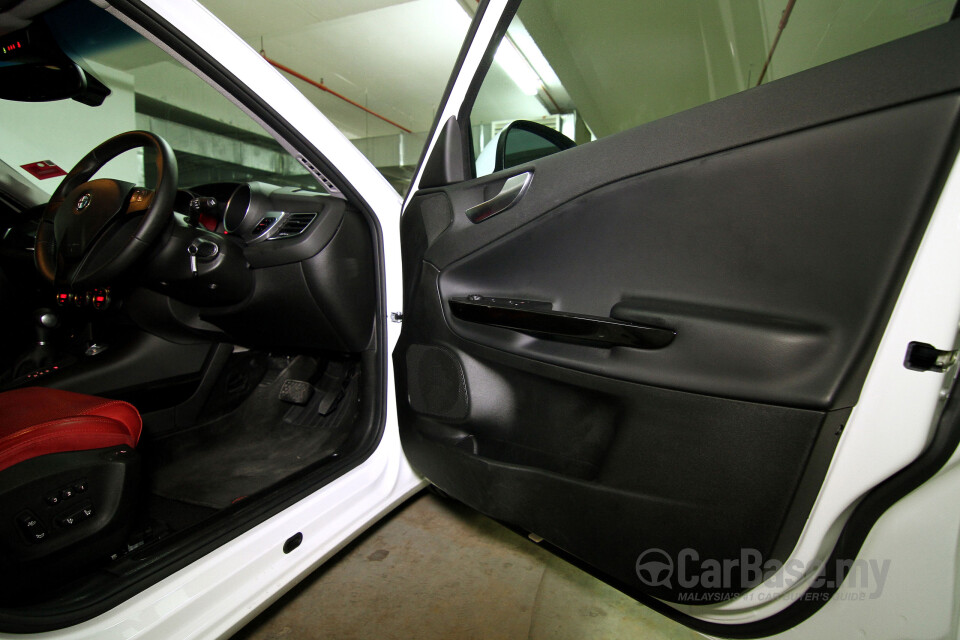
274, 213, 316, 238
296, 155, 341, 196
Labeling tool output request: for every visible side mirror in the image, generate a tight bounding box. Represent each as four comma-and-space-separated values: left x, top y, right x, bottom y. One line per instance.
494, 120, 576, 172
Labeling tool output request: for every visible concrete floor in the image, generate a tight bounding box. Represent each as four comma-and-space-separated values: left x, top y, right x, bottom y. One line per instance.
231, 492, 702, 640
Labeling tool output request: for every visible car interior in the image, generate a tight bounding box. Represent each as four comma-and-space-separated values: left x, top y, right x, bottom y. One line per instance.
2, 0, 960, 635
0, 0, 386, 628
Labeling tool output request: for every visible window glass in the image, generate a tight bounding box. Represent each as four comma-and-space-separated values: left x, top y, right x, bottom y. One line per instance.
469, 0, 955, 176
0, 1, 318, 196
200, 0, 472, 194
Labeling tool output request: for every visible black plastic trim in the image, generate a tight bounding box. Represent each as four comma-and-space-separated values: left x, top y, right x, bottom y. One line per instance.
450, 296, 676, 349
904, 341, 957, 373
420, 116, 467, 189
282, 532, 303, 554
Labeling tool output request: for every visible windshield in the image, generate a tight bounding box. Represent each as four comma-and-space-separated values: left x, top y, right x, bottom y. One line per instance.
0, 0, 321, 198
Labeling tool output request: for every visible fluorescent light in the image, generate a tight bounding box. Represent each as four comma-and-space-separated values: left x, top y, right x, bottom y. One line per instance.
453, 0, 543, 96
507, 22, 561, 88
496, 39, 540, 95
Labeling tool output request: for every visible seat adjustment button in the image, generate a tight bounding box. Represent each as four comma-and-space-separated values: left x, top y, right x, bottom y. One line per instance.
58, 504, 94, 528
17, 512, 47, 542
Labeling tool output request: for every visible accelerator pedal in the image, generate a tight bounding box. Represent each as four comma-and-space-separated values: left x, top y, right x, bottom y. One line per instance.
315, 362, 349, 416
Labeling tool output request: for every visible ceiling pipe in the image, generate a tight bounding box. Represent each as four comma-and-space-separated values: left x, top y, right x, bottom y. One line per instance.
261, 53, 413, 133
756, 0, 797, 86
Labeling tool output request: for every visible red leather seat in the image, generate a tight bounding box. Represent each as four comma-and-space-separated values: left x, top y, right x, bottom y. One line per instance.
0, 387, 141, 597
0, 387, 141, 473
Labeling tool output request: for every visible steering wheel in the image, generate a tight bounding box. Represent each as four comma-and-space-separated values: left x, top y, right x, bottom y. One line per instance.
34, 131, 178, 289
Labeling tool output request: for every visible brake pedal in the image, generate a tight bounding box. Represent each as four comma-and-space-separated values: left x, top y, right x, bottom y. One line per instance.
279, 379, 313, 405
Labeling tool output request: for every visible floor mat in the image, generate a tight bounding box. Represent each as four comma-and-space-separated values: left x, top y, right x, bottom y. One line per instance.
149, 355, 359, 509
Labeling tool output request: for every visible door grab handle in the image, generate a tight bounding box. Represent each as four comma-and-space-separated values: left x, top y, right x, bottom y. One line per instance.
449, 296, 676, 349
465, 172, 532, 223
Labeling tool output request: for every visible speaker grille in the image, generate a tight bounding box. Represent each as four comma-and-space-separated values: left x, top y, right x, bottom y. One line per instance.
418, 193, 453, 244
406, 344, 469, 420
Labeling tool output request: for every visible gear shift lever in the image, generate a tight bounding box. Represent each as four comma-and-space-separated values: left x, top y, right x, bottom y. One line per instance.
34, 309, 60, 347
12, 309, 60, 378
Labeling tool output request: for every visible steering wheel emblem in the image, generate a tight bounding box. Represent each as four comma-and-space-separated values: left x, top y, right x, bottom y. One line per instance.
75, 192, 92, 213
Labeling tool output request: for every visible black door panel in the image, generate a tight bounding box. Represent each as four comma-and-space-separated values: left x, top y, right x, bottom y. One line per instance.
397, 21, 960, 605
437, 95, 960, 408
400, 261, 843, 602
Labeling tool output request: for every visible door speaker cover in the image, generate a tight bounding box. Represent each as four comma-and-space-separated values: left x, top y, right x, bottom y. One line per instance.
406, 344, 469, 420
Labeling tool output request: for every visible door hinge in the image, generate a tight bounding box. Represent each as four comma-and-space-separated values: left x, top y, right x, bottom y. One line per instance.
390, 312, 403, 323
904, 341, 958, 373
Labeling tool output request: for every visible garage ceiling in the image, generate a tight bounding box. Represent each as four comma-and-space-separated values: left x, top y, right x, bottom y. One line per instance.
198, 0, 952, 144
57, 0, 957, 193
199, 0, 476, 140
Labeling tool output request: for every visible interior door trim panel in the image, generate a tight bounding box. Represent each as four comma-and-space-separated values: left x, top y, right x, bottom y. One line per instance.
396, 18, 960, 613
439, 95, 960, 410
397, 263, 846, 602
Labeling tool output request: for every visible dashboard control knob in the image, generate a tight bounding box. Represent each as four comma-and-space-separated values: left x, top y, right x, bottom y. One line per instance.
196, 239, 219, 260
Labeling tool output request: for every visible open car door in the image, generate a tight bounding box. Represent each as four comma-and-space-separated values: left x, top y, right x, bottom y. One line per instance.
395, 1, 960, 636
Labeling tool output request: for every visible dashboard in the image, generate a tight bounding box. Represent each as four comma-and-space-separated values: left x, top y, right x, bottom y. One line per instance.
174, 182, 326, 245
148, 181, 377, 353
0, 179, 377, 354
